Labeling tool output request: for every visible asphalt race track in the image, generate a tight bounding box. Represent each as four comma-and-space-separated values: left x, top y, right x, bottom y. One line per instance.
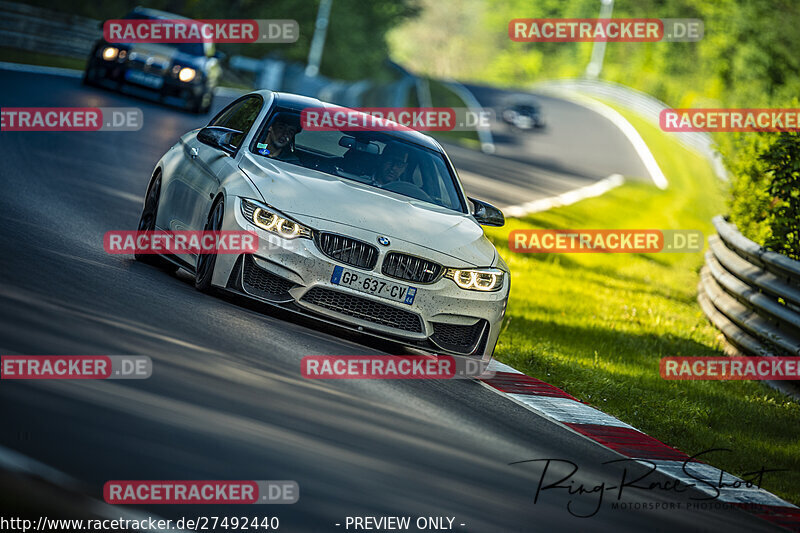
445, 82, 652, 209
0, 69, 777, 532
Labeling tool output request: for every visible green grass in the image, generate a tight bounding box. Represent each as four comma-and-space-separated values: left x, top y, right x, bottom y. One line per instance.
4, 40, 797, 502
485, 108, 800, 503
0, 47, 86, 71
0, 47, 257, 91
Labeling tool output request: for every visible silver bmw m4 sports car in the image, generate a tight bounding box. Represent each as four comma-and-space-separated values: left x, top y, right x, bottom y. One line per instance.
137, 90, 510, 359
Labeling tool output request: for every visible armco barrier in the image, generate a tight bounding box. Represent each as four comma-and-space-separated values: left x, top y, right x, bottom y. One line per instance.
0, 0, 489, 147
0, 0, 100, 58
698, 216, 800, 367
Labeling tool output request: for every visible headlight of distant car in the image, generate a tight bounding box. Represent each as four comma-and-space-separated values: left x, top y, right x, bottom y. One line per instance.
445, 268, 504, 292
178, 67, 196, 82
241, 199, 312, 239
102, 47, 119, 61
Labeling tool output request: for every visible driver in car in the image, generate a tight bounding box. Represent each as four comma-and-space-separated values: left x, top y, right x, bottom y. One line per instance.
257, 113, 302, 161
373, 142, 410, 186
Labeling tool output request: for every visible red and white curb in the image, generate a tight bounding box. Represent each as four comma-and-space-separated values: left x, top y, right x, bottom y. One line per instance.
481, 359, 800, 531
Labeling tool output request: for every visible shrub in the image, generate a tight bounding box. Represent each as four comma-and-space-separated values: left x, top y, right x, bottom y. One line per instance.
760, 132, 800, 260
727, 132, 800, 260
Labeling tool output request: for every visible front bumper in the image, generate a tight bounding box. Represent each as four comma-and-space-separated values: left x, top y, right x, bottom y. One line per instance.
86, 55, 207, 108
212, 198, 509, 360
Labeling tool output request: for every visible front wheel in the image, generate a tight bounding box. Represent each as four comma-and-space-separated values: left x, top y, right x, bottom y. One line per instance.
195, 198, 224, 292
134, 173, 178, 273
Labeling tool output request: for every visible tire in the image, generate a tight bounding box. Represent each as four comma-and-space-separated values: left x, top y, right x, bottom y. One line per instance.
195, 197, 224, 292
134, 173, 178, 273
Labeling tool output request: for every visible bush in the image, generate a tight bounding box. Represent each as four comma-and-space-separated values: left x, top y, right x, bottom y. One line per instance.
760, 133, 800, 260
727, 132, 800, 260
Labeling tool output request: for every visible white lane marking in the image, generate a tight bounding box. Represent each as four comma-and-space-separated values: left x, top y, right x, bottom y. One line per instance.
507, 393, 635, 429
538, 89, 669, 190
503, 173, 624, 218
457, 168, 550, 210
645, 459, 797, 508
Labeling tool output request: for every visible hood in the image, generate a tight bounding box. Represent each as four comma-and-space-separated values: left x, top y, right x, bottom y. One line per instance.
125, 43, 205, 69
238, 152, 497, 267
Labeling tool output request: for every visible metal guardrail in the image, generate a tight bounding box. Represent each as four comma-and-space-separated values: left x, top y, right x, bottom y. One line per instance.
226, 55, 404, 107
698, 215, 800, 362
0, 0, 491, 146
227, 56, 491, 148
0, 0, 100, 58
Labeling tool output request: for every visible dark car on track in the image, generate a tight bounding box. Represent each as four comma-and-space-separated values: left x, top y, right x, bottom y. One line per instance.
501, 97, 546, 131
83, 7, 222, 113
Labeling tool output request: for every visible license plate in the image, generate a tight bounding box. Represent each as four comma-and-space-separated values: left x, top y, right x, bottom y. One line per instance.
125, 70, 164, 89
331, 266, 417, 305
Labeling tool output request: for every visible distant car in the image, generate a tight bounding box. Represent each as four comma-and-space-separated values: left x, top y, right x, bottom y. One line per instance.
83, 7, 222, 113
501, 98, 545, 130
136, 91, 510, 359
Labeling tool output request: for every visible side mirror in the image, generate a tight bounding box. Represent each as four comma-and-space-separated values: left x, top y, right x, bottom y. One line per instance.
469, 197, 505, 227
197, 126, 241, 155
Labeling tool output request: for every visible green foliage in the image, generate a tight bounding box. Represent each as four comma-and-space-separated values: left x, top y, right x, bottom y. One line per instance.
724, 134, 773, 248
390, 0, 800, 257
484, 109, 800, 504
21, 0, 417, 80
760, 133, 800, 259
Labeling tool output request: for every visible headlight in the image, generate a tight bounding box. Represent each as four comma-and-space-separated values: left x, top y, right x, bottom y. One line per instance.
445, 268, 505, 292
241, 199, 312, 239
178, 67, 196, 82
102, 47, 119, 61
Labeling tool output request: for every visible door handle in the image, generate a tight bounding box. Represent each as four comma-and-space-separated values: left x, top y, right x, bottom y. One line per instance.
190, 147, 199, 159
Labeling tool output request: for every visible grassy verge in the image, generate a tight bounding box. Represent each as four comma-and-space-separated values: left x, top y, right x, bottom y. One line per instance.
0, 47, 86, 71
485, 107, 800, 503
0, 47, 257, 92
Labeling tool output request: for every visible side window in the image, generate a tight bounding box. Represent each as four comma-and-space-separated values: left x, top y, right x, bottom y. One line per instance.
209, 96, 262, 149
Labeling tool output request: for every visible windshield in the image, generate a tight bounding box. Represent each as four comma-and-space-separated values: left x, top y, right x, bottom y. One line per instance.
121, 13, 207, 56
250, 108, 466, 212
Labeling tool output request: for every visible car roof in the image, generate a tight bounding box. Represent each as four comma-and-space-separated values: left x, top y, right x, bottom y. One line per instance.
253, 91, 445, 152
